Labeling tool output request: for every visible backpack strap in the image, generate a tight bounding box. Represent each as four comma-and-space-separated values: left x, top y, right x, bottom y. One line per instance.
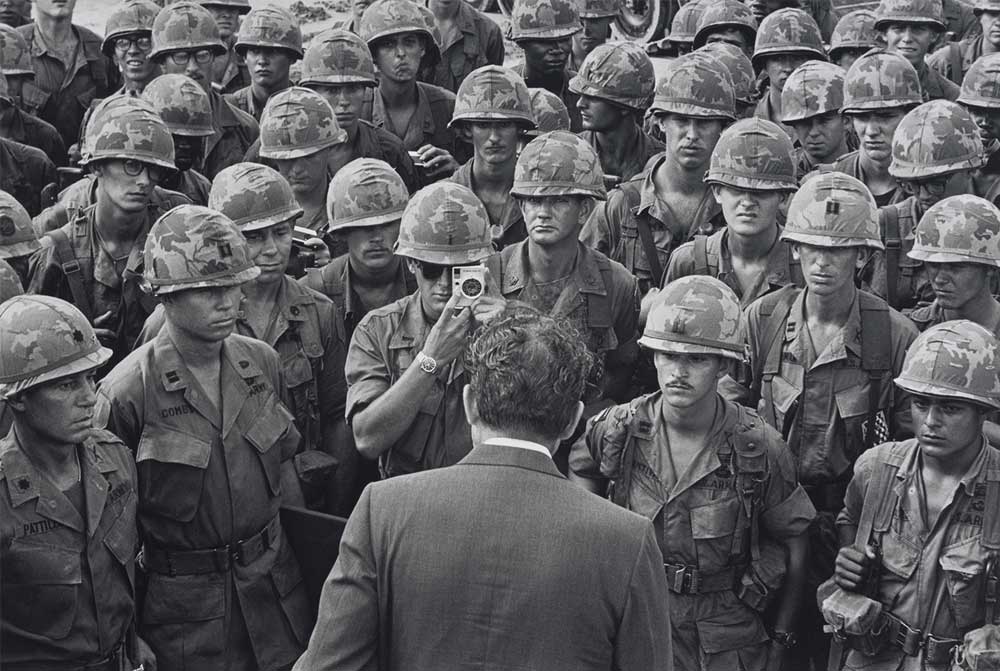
753, 287, 798, 426
612, 398, 655, 509
730, 405, 770, 562
949, 42, 963, 86
853, 442, 908, 548
859, 293, 892, 449
47, 226, 95, 321
982, 456, 1000, 551
881, 206, 901, 310
693, 235, 711, 277
635, 214, 664, 287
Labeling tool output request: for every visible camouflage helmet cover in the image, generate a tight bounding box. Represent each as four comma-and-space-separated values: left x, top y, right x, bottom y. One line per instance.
150, 1, 227, 59
512, 130, 607, 200
235, 5, 304, 59
894, 320, 1000, 409
874, 0, 946, 30
781, 60, 846, 123
752, 8, 827, 69
142, 73, 214, 137
890, 100, 984, 179
81, 99, 176, 171
509, 0, 582, 42
0, 189, 39, 258
579, 0, 619, 19
706, 117, 797, 191
450, 65, 536, 128
693, 0, 758, 49
667, 0, 706, 45
568, 42, 656, 111
842, 49, 922, 112
0, 296, 111, 398
0, 258, 21, 304
360, 0, 441, 68
908, 195, 1000, 267
829, 10, 881, 58
697, 41, 756, 106
394, 182, 493, 264
0, 24, 34, 78
327, 158, 408, 232
526, 88, 571, 135
649, 52, 736, 120
103, 0, 162, 56
783, 171, 883, 249
958, 53, 1000, 109
639, 275, 745, 361
143, 204, 260, 294
79, 93, 158, 161
259, 87, 347, 160
196, 0, 251, 15
974, 0, 1000, 13
209, 163, 303, 232
299, 28, 377, 87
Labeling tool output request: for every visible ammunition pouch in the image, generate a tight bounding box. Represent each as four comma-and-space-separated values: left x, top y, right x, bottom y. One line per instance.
952, 625, 1000, 671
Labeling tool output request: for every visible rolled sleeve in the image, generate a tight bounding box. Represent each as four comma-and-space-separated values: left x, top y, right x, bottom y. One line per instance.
345, 314, 393, 423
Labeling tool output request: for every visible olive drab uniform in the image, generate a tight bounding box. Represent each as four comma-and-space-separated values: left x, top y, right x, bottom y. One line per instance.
579, 128, 662, 185
426, 0, 504, 93
204, 89, 259, 180
212, 36, 250, 95
449, 159, 526, 248
928, 34, 988, 86
813, 151, 906, 208
0, 103, 67, 166
509, 61, 583, 133
579, 395, 815, 671
0, 136, 56, 217
0, 430, 138, 668
371, 81, 458, 154
865, 197, 935, 310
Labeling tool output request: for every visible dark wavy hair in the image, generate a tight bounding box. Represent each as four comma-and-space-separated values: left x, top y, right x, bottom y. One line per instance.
464, 303, 595, 441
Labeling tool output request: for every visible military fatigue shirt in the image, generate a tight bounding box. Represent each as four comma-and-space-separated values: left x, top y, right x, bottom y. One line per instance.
427, 0, 504, 93
974, 141, 1000, 207
663, 228, 801, 308
918, 62, 961, 101
204, 88, 260, 180
753, 88, 797, 141
509, 61, 583, 133
0, 136, 56, 217
944, 0, 981, 43
371, 81, 458, 154
581, 154, 725, 293
449, 158, 526, 249
576, 393, 815, 671
908, 300, 1000, 337
226, 83, 290, 122
812, 150, 906, 208
865, 196, 935, 311
580, 126, 662, 184
211, 38, 250, 95
99, 330, 309, 671
161, 168, 211, 207
927, 35, 989, 86
0, 103, 67, 165
0, 429, 138, 667
346, 292, 473, 478
837, 440, 1000, 671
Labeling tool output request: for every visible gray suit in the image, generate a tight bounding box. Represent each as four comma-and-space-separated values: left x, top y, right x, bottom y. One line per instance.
294, 442, 673, 671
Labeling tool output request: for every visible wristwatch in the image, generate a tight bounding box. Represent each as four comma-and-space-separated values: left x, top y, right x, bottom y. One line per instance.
415, 351, 438, 375
772, 631, 798, 649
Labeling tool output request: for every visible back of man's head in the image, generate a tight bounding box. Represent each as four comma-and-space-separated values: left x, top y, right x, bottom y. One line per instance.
465, 304, 594, 443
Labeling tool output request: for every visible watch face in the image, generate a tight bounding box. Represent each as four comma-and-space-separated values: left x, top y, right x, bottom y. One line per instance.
419, 357, 436, 373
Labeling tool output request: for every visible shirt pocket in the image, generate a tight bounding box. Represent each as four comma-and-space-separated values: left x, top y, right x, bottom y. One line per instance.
141, 572, 227, 666
136, 427, 212, 522
694, 592, 770, 656
766, 376, 800, 439
835, 384, 872, 467
690, 495, 747, 571
283, 350, 319, 447
103, 500, 138, 588
3, 542, 81, 639
245, 401, 297, 497
19, 82, 49, 115
270, 536, 311, 646
940, 535, 989, 631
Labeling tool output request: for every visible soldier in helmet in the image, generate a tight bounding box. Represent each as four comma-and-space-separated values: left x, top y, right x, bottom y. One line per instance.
694, 0, 759, 57
426, 0, 503, 93
829, 9, 882, 70
198, 0, 251, 94
958, 53, 1000, 202
526, 86, 571, 134
447, 65, 535, 249
508, 0, 584, 132
569, 0, 619, 70
782, 61, 852, 175
663, 117, 802, 308
226, 5, 302, 121
665, 0, 706, 55
346, 181, 506, 479
697, 41, 759, 118
867, 100, 984, 311
929, 0, 1000, 85
828, 320, 1000, 671
570, 42, 660, 185
150, 1, 259, 179
727, 171, 918, 669
582, 53, 733, 303
572, 275, 814, 671
102, 0, 160, 96
752, 8, 829, 137
0, 188, 38, 285
98, 204, 310, 671
0, 295, 156, 671
0, 44, 63, 166
28, 99, 177, 366
875, 0, 961, 101
361, 0, 461, 179
746, 0, 842, 42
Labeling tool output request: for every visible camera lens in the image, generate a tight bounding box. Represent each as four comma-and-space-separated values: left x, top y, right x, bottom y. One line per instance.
461, 278, 483, 298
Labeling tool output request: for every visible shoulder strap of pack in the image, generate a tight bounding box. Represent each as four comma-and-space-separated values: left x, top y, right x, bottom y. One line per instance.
730, 404, 770, 562
983, 456, 1000, 550
634, 215, 664, 286
693, 235, 710, 276
47, 226, 94, 320
881, 206, 901, 309
754, 288, 798, 404
949, 42, 963, 85
859, 293, 892, 448
854, 442, 908, 547
611, 397, 655, 509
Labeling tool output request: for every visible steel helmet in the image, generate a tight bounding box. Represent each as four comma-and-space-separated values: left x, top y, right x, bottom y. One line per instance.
142, 74, 214, 137
706, 117, 797, 191
639, 275, 745, 361
80, 100, 176, 171
512, 131, 607, 200
894, 320, 1000, 409
509, 0, 582, 42
958, 53, 1000, 109
299, 28, 378, 87
781, 60, 846, 123
327, 158, 408, 233
568, 42, 655, 111
196, 0, 251, 14
143, 204, 260, 294
79, 94, 157, 162
890, 100, 984, 179
526, 88, 571, 135
0, 258, 21, 304
234, 5, 304, 59
0, 24, 33, 78
693, 0, 758, 50
394, 182, 493, 264
752, 8, 827, 70
697, 42, 757, 107
974, 0, 1000, 12
0, 296, 112, 399
102, 0, 161, 57
259, 87, 347, 160
649, 52, 736, 120
450, 65, 536, 129
360, 0, 441, 69
842, 49, 922, 113
579, 0, 619, 18
829, 10, 881, 62
667, 0, 706, 47
0, 190, 39, 258
874, 0, 946, 30
908, 195, 1000, 267
209, 163, 303, 232
150, 1, 227, 60
782, 171, 883, 249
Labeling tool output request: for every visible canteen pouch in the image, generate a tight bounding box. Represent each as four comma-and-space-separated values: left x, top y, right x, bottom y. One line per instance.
820, 578, 887, 657
952, 625, 1000, 671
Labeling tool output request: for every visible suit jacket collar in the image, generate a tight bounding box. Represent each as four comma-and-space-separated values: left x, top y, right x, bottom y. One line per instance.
457, 443, 565, 479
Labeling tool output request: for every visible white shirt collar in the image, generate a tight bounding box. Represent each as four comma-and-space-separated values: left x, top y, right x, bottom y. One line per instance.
483, 437, 553, 458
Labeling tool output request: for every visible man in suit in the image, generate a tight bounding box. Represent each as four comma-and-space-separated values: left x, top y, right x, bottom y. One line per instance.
294, 305, 673, 671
